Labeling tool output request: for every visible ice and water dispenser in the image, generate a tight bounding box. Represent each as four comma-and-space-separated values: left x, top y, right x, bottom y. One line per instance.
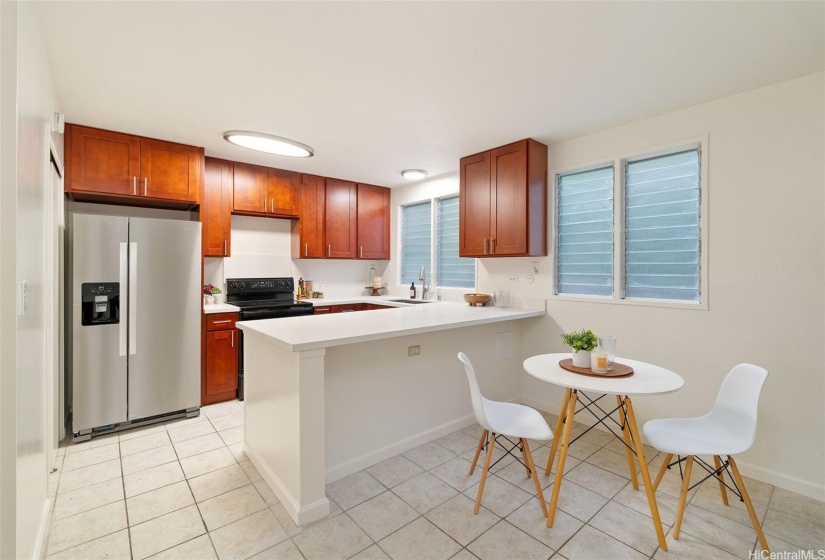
81, 282, 120, 326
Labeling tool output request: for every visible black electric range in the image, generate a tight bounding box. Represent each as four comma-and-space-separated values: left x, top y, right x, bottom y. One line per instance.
226, 277, 314, 320
226, 277, 314, 400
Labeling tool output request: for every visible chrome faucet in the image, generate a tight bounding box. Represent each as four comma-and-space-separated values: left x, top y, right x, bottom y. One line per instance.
419, 266, 429, 300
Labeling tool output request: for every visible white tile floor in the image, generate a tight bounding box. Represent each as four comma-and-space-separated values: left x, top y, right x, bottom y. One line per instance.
46, 401, 824, 560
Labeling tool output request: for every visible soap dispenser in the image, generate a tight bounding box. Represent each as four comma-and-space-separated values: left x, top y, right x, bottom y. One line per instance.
410, 282, 416, 299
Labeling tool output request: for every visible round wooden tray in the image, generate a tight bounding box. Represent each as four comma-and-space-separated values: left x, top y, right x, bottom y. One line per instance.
559, 358, 634, 378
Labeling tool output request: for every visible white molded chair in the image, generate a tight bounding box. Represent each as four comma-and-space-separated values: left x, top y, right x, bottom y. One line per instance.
458, 352, 553, 516
643, 363, 769, 552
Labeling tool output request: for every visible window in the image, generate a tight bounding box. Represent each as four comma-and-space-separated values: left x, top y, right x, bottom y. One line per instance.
401, 196, 476, 289
625, 150, 700, 301
557, 166, 614, 296
554, 144, 703, 305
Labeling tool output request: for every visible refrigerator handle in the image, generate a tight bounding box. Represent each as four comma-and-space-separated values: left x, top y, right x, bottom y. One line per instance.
119, 242, 128, 356
129, 242, 138, 355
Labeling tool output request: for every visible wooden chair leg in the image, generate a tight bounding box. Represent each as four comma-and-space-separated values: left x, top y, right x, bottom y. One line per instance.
616, 395, 639, 490
652, 453, 674, 492
713, 455, 729, 506
728, 456, 770, 553
523, 439, 548, 517
547, 390, 578, 527
474, 433, 495, 514
545, 388, 571, 476
468, 430, 488, 475
519, 440, 531, 477
673, 455, 694, 539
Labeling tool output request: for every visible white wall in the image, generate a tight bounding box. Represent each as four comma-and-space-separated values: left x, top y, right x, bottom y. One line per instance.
204, 215, 391, 300
479, 73, 825, 500
0, 2, 62, 557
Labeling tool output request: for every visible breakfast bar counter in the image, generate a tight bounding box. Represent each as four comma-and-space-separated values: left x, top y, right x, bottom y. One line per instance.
236, 300, 544, 525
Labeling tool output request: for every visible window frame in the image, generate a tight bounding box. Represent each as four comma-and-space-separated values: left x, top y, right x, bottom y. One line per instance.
398, 195, 478, 292
550, 135, 709, 310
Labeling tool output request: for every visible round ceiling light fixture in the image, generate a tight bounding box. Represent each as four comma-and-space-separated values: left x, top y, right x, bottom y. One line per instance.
401, 169, 428, 180
223, 130, 314, 158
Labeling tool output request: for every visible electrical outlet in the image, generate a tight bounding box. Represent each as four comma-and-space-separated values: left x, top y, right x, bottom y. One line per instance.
508, 275, 519, 283
408, 345, 421, 357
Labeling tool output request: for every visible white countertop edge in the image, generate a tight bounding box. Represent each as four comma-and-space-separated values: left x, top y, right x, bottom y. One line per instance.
237, 305, 545, 352
203, 303, 241, 314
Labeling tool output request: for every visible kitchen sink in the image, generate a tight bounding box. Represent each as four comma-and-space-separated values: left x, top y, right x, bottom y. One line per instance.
387, 299, 433, 304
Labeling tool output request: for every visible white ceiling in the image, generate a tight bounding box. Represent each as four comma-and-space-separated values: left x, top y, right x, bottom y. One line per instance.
36, 1, 824, 188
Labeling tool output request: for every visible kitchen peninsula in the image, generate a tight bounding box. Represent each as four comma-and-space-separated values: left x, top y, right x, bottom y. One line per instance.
237, 300, 544, 525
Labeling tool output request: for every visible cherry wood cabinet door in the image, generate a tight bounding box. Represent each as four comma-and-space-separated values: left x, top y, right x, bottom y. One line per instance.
202, 158, 233, 257
205, 330, 238, 396
140, 138, 202, 203
232, 162, 269, 214
490, 141, 528, 256
299, 174, 326, 258
459, 151, 492, 257
268, 168, 300, 217
356, 184, 390, 260
65, 124, 140, 196
325, 178, 358, 259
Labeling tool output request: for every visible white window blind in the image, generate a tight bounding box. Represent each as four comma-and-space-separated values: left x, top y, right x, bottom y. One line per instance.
437, 196, 475, 288
625, 149, 700, 301
557, 166, 614, 296
401, 201, 431, 285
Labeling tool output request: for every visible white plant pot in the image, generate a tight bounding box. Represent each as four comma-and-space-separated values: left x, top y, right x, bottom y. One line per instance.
572, 350, 591, 368
214, 293, 226, 305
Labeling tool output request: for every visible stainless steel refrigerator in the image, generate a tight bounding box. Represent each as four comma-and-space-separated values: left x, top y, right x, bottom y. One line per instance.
70, 214, 201, 440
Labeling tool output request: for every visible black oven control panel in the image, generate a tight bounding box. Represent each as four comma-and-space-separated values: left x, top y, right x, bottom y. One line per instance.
226, 277, 294, 295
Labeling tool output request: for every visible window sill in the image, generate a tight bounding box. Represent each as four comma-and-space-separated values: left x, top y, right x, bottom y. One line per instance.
549, 293, 708, 311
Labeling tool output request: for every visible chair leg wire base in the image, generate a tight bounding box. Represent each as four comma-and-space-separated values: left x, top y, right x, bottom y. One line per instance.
655, 453, 770, 553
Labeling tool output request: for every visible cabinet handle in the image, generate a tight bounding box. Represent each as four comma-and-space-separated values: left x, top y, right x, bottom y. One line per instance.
264, 198, 267, 212
143, 178, 147, 196
491, 238, 495, 254
304, 243, 308, 257
231, 331, 234, 348
212, 320, 232, 324
271, 198, 274, 213
224, 240, 227, 255
360, 246, 363, 259
483, 238, 488, 255
328, 244, 331, 257
132, 176, 137, 195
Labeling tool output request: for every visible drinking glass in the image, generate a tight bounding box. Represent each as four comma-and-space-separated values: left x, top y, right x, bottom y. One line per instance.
599, 337, 616, 370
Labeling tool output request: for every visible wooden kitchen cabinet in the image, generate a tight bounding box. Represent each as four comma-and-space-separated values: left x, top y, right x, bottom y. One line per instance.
298, 174, 326, 258
325, 178, 358, 258
65, 124, 203, 207
357, 184, 390, 260
232, 162, 300, 218
203, 312, 238, 405
459, 138, 547, 257
202, 157, 233, 257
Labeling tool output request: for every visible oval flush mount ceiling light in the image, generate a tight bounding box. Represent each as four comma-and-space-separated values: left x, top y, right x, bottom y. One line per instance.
401, 169, 428, 180
223, 130, 314, 158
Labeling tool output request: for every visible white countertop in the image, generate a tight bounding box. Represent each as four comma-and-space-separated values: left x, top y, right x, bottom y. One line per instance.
203, 303, 241, 314
236, 299, 545, 352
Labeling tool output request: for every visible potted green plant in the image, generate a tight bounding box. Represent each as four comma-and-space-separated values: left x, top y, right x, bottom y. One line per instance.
560, 329, 599, 367
203, 284, 222, 305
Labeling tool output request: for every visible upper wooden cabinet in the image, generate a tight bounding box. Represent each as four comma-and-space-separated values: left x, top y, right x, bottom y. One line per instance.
202, 158, 233, 257
232, 162, 299, 218
65, 124, 203, 207
459, 138, 547, 257
298, 174, 326, 258
357, 184, 390, 260
325, 179, 358, 259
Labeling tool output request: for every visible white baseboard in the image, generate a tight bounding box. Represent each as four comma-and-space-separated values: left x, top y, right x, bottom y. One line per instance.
325, 413, 478, 483
245, 442, 330, 527
34, 498, 52, 559
521, 395, 825, 503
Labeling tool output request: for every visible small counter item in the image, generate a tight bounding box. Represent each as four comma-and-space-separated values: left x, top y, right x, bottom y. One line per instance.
591, 350, 608, 373
410, 282, 415, 299
464, 293, 492, 307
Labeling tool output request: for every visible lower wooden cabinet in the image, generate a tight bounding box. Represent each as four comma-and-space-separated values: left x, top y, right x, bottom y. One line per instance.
202, 312, 238, 405
312, 302, 393, 314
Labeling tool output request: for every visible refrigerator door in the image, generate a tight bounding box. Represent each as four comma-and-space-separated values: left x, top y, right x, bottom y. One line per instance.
72, 214, 129, 433
127, 217, 201, 420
